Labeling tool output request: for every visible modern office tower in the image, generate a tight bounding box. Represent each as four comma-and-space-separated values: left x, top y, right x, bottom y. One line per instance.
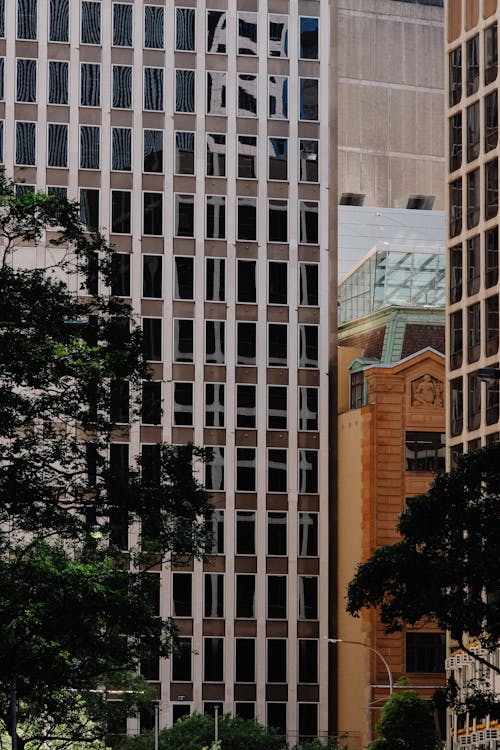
446, 0, 499, 459
337, 0, 445, 209
446, 2, 499, 747
2, 0, 334, 741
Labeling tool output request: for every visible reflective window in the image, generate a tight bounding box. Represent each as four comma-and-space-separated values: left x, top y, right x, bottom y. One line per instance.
48, 61, 68, 105
298, 450, 318, 493
267, 704, 286, 737
268, 449, 287, 492
209, 510, 224, 554
206, 197, 226, 240
112, 128, 131, 171
80, 125, 100, 170
466, 35, 479, 96
299, 640, 318, 683
467, 302, 481, 364
269, 76, 288, 119
0, 121, 3, 163
268, 324, 287, 367
267, 385, 288, 430
144, 5, 164, 49
486, 227, 499, 288
113, 65, 132, 108
268, 262, 287, 305
143, 192, 163, 236
267, 512, 287, 555
236, 448, 256, 492
485, 23, 498, 85
299, 704, 318, 742
449, 310, 463, 370
0, 59, 4, 100
267, 577, 286, 619
144, 130, 164, 173
174, 319, 194, 363
467, 169, 480, 229
175, 194, 195, 237
237, 261, 256, 303
16, 121, 35, 165
205, 447, 224, 491
468, 373, 481, 432
113, 3, 132, 46
268, 200, 288, 243
485, 91, 498, 152
204, 574, 224, 618
0, 0, 3, 37
81, 1, 101, 44
405, 432, 445, 472
449, 113, 462, 171
205, 383, 225, 427
299, 325, 318, 368
235, 639, 255, 682
173, 382, 193, 426
237, 322, 256, 366
300, 17, 319, 59
449, 178, 462, 238
236, 511, 255, 555
174, 256, 194, 300
143, 255, 162, 299
141, 381, 162, 424
449, 244, 462, 304
238, 198, 257, 241
467, 235, 480, 296
48, 123, 67, 168
236, 575, 255, 618
172, 637, 191, 681
111, 254, 130, 297
111, 191, 131, 234
268, 138, 288, 181
485, 158, 498, 220
207, 10, 226, 54
299, 264, 319, 306
450, 378, 463, 437
144, 67, 164, 111
299, 201, 319, 244
175, 131, 194, 175
205, 258, 226, 302
176, 8, 195, 51
298, 576, 318, 619
299, 512, 318, 556
17, 59, 36, 102
142, 318, 162, 361
299, 388, 318, 431
80, 63, 100, 107
205, 321, 225, 364
238, 74, 257, 117
466, 102, 479, 162
176, 69, 195, 113
207, 71, 227, 115
238, 136, 257, 179
299, 139, 319, 182
449, 46, 462, 106
486, 295, 499, 357
406, 633, 446, 673
238, 12, 257, 55
300, 78, 319, 121
79, 188, 99, 230
206, 134, 226, 177
172, 573, 192, 617
18, 0, 37, 39
269, 14, 288, 57
236, 385, 256, 429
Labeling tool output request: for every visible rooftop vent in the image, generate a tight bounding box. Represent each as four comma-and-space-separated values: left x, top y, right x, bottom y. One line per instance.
339, 192, 365, 206
396, 194, 435, 210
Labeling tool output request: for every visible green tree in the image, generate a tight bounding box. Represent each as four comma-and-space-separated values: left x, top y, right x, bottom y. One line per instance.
347, 443, 500, 714
0, 179, 214, 749
116, 713, 285, 750
368, 689, 439, 750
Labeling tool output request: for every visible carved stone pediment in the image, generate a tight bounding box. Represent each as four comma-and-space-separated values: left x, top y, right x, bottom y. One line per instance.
411, 374, 443, 408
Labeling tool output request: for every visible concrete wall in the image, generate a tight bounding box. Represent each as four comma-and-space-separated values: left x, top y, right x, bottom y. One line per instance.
337, 0, 445, 208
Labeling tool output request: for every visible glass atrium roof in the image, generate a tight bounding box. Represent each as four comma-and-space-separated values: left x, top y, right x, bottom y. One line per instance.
338, 245, 445, 325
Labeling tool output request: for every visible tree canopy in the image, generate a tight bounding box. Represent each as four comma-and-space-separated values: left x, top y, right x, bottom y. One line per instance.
368, 689, 439, 750
0, 179, 214, 749
115, 713, 284, 750
347, 443, 500, 652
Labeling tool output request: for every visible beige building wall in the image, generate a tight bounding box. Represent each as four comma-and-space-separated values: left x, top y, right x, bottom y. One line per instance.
337, 0, 445, 208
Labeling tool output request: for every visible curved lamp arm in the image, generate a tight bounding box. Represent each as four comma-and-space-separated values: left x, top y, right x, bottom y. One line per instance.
325, 636, 394, 695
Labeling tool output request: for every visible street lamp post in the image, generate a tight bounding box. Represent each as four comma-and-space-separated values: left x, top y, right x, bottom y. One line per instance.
325, 637, 394, 696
